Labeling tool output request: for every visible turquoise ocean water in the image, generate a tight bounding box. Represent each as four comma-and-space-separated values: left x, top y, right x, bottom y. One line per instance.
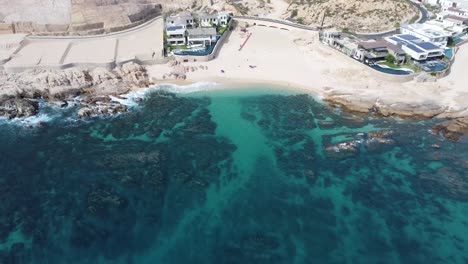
0, 84, 467, 263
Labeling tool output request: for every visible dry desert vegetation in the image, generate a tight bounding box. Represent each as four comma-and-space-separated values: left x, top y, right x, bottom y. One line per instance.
0, 0, 419, 34
285, 0, 419, 32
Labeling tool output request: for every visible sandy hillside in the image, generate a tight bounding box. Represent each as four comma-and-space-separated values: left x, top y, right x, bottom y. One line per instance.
0, 0, 161, 27
285, 0, 419, 33
0, 0, 71, 24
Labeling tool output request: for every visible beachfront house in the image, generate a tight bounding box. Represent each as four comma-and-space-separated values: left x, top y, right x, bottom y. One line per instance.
165, 11, 194, 29
400, 23, 451, 48
166, 26, 188, 46
385, 34, 444, 61
218, 12, 230, 26
357, 40, 408, 64
319, 32, 341, 46
165, 11, 231, 53
333, 38, 358, 56
187, 28, 218, 47
357, 40, 390, 63
198, 13, 219, 27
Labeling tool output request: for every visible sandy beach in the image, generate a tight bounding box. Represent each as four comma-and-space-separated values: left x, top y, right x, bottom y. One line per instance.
148, 22, 468, 119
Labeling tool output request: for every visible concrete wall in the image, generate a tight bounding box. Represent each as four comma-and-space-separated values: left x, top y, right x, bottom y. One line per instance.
11, 6, 161, 36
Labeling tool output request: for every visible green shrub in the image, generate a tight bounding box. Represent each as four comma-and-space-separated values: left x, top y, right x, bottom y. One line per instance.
385, 54, 396, 64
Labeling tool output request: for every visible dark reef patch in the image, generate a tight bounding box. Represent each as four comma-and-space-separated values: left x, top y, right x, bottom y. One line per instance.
0, 89, 466, 263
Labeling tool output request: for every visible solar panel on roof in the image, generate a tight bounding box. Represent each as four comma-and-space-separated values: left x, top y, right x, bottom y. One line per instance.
406, 44, 424, 53
398, 34, 419, 41
167, 26, 184, 31
417, 42, 440, 50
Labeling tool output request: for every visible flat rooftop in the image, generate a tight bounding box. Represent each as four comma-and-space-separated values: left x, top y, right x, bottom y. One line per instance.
402, 24, 451, 38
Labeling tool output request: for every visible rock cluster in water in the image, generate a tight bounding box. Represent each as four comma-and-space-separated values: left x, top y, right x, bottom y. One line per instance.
0, 63, 150, 119
324, 94, 468, 142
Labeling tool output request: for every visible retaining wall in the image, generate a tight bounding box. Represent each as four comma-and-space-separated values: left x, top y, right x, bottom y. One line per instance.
233, 16, 321, 31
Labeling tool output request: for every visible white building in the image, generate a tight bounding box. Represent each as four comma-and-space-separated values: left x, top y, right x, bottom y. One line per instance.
166, 26, 187, 46
424, 0, 441, 6
442, 6, 468, 17
197, 13, 219, 27
385, 34, 444, 61
400, 23, 451, 48
218, 11, 230, 26
165, 11, 194, 29
187, 28, 218, 47
439, 0, 468, 9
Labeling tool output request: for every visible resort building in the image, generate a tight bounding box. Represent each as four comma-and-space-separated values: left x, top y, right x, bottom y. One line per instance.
187, 28, 217, 47
400, 23, 451, 48
385, 34, 444, 61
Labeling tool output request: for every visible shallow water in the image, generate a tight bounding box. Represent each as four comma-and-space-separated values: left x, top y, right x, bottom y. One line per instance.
0, 85, 467, 263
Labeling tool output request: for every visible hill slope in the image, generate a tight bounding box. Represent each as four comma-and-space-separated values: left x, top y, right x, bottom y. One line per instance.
286, 0, 419, 33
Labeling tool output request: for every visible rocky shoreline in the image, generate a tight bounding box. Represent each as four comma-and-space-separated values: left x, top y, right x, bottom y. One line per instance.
0, 63, 150, 119
1, 63, 467, 142
323, 93, 468, 142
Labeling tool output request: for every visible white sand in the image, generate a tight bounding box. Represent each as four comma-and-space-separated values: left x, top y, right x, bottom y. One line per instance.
148, 23, 468, 118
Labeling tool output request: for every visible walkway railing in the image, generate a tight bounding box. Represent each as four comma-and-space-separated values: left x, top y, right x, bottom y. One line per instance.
233, 16, 319, 31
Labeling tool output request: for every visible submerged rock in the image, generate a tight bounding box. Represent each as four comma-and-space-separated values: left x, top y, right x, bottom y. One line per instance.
77, 95, 128, 118
324, 140, 360, 159
364, 130, 396, 153
87, 185, 127, 216
432, 118, 468, 142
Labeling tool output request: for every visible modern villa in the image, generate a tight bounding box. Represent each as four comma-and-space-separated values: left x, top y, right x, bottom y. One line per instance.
385, 34, 444, 61
355, 40, 407, 64
187, 27, 218, 47
165, 11, 231, 49
400, 23, 451, 48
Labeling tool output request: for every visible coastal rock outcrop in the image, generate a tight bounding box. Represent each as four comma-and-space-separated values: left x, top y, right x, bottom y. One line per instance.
0, 63, 149, 119
432, 118, 468, 142
0, 96, 39, 119
77, 96, 128, 119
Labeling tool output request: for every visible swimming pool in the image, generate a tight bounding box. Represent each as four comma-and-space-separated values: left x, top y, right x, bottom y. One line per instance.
369, 65, 412, 75
174, 44, 216, 56
444, 48, 454, 59
423, 63, 447, 72
174, 36, 221, 56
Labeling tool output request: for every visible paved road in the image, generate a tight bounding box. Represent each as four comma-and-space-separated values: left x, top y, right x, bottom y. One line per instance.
356, 1, 429, 40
